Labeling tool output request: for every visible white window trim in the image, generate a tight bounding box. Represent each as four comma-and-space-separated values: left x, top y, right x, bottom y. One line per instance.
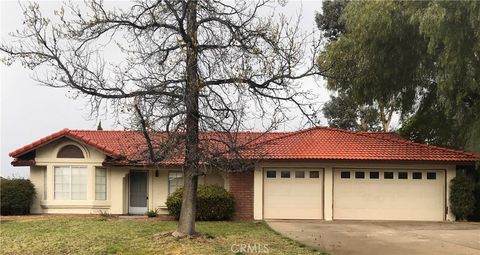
54, 165, 88, 200
53, 142, 90, 159
95, 168, 107, 200
43, 168, 47, 200
168, 171, 183, 194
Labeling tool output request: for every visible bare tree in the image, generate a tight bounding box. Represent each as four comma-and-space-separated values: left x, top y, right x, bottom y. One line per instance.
1, 0, 321, 237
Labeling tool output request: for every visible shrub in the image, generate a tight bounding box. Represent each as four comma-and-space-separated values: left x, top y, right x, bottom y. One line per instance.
0, 178, 36, 215
97, 210, 115, 220
166, 185, 235, 221
146, 209, 159, 217
450, 174, 475, 220
166, 189, 183, 219
469, 182, 480, 221
469, 166, 480, 221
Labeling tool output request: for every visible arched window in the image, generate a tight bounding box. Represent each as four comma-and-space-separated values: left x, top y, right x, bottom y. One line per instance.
57, 145, 84, 158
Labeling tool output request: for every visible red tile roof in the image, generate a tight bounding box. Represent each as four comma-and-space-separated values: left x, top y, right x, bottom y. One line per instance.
249, 127, 479, 162
9, 127, 479, 165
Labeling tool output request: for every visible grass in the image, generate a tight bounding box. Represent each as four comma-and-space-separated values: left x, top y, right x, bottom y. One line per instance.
0, 217, 323, 255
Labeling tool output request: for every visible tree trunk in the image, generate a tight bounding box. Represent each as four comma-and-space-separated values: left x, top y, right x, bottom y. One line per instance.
173, 0, 200, 238
359, 106, 369, 131
378, 101, 391, 132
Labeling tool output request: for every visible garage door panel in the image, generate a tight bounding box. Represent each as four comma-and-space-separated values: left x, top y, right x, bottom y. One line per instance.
264, 169, 323, 219
264, 208, 321, 219
334, 170, 444, 221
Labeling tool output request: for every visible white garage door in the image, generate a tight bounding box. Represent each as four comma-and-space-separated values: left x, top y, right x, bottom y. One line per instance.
263, 169, 323, 219
333, 169, 445, 221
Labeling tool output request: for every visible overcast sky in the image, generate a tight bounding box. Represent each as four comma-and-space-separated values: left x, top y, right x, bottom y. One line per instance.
0, 0, 329, 178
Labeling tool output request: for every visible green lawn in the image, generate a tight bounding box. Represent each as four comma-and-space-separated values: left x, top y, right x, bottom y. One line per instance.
0, 217, 323, 255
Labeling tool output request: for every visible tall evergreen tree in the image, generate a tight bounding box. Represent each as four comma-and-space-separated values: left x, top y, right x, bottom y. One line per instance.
317, 1, 480, 149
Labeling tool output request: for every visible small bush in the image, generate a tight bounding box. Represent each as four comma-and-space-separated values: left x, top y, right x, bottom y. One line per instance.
146, 209, 159, 217
166, 185, 235, 221
450, 174, 475, 220
0, 178, 36, 215
469, 182, 480, 221
97, 210, 115, 220
166, 189, 183, 219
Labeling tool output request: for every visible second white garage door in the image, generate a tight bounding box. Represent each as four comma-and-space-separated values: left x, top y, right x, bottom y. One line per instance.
333, 169, 445, 221
263, 169, 323, 219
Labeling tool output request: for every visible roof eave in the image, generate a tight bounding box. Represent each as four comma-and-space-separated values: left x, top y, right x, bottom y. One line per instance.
256, 157, 478, 165
11, 159, 36, 167
10, 130, 122, 160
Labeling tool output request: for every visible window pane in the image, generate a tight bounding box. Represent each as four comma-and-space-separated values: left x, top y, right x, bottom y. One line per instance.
412, 172, 422, 179
71, 167, 87, 200
95, 168, 107, 200
54, 166, 87, 200
295, 171, 305, 178
266, 171, 276, 178
340, 171, 350, 179
54, 166, 70, 200
281, 171, 290, 178
398, 172, 408, 179
57, 145, 84, 158
427, 172, 436, 180
310, 171, 320, 178
95, 192, 105, 200
384, 172, 394, 179
369, 171, 379, 179
355, 171, 365, 179
169, 172, 183, 194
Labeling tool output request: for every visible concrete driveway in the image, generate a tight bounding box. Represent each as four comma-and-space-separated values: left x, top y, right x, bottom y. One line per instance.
267, 220, 480, 255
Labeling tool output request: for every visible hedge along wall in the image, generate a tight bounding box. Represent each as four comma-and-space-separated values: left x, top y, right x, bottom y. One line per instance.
0, 178, 36, 215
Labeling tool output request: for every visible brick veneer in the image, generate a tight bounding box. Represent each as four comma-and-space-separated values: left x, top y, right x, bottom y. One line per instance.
228, 170, 254, 220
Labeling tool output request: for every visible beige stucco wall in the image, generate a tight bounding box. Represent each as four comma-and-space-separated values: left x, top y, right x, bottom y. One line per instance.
28, 138, 226, 215
109, 167, 130, 214
31, 138, 110, 214
29, 165, 46, 213
253, 160, 457, 221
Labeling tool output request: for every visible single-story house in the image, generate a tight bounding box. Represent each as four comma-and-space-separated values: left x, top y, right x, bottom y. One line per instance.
9, 127, 479, 221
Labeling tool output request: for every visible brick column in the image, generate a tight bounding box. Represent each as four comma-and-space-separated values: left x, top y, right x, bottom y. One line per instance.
228, 170, 254, 220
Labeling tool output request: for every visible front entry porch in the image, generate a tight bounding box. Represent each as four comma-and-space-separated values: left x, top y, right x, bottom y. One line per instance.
128, 170, 149, 214
119, 168, 226, 215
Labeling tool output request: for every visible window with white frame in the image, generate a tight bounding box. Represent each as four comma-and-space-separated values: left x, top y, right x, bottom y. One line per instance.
43, 168, 47, 200
54, 166, 87, 200
95, 168, 107, 200
168, 171, 183, 194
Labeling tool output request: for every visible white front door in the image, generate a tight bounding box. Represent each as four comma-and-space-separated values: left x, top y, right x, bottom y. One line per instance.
129, 171, 148, 214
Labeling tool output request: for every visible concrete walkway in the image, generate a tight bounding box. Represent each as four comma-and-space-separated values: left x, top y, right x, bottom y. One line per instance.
267, 220, 480, 255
